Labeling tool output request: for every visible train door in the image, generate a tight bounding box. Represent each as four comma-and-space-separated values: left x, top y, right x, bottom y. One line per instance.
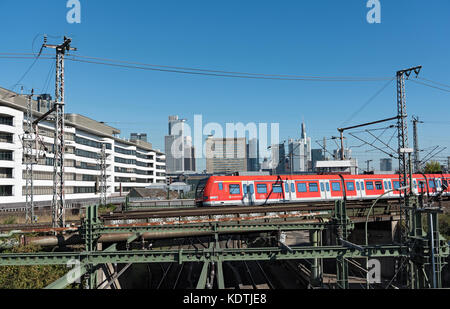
355, 180, 364, 199
285, 180, 294, 202
320, 181, 329, 200
242, 181, 255, 206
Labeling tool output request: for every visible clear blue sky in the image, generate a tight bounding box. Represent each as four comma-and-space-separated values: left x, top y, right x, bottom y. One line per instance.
0, 0, 449, 171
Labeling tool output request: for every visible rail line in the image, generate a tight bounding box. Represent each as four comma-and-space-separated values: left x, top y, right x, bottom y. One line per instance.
101, 199, 401, 221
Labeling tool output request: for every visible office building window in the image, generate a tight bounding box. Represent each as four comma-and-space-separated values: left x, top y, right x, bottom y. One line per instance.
0, 185, 12, 196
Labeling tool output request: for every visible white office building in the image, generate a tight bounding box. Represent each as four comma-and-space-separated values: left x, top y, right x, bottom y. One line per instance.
0, 87, 166, 205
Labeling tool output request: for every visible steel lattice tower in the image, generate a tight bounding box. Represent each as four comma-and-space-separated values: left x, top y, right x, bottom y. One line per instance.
23, 90, 35, 223
43, 37, 76, 228
396, 66, 421, 288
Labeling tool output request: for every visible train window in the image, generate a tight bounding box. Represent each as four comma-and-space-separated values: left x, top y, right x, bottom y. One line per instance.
375, 182, 383, 190
366, 182, 374, 191
384, 181, 388, 190
413, 180, 417, 188
429, 181, 435, 188
285, 183, 289, 193
326, 183, 330, 192
291, 183, 295, 193
393, 181, 400, 190
356, 182, 360, 191
389, 181, 392, 190
243, 184, 248, 194
419, 181, 425, 189
346, 182, 355, 191
257, 184, 267, 194
320, 183, 325, 192
229, 184, 241, 195
309, 183, 319, 192
443, 180, 448, 190
297, 183, 307, 193
273, 184, 283, 193
218, 183, 223, 191
331, 182, 341, 192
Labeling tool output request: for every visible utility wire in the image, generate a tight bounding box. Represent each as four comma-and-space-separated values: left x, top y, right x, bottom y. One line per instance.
66, 53, 391, 81
409, 79, 450, 93
0, 52, 392, 82
418, 77, 450, 89
339, 78, 395, 127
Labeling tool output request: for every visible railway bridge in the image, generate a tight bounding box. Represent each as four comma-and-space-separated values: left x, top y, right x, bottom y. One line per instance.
0, 198, 448, 289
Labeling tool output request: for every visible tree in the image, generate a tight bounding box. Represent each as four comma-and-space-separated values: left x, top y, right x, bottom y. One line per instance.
424, 161, 442, 173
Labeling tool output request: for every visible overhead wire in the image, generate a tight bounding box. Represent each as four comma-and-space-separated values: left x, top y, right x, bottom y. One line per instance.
418, 77, 450, 89
0, 52, 392, 82
339, 78, 395, 128
409, 79, 450, 93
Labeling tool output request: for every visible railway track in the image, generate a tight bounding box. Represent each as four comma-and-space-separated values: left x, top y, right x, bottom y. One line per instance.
1, 198, 447, 233
101, 199, 402, 221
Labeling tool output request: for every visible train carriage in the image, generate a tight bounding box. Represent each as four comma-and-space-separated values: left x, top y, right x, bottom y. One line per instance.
195, 173, 450, 207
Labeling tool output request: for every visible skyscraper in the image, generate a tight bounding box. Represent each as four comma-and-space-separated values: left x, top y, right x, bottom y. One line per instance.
270, 143, 286, 174
164, 116, 195, 173
206, 137, 247, 174
247, 138, 260, 172
380, 158, 393, 172
288, 122, 312, 172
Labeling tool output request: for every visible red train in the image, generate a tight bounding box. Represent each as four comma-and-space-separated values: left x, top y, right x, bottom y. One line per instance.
195, 173, 450, 206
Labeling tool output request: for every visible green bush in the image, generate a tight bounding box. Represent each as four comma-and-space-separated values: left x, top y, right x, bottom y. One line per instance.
0, 245, 70, 289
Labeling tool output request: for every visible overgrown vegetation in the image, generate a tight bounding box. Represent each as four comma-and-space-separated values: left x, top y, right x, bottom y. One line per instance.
424, 161, 442, 173
421, 213, 450, 240
98, 204, 117, 214
439, 214, 450, 240
0, 245, 70, 289
1, 217, 17, 225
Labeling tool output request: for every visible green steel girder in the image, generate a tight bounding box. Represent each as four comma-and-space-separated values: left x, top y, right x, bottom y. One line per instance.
44, 243, 118, 289
98, 222, 329, 235
196, 261, 210, 289
0, 245, 410, 266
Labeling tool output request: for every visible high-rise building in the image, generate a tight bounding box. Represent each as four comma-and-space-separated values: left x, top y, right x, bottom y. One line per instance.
288, 122, 312, 172
164, 116, 195, 173
247, 138, 260, 172
380, 158, 393, 172
270, 143, 286, 174
206, 137, 247, 174
311, 149, 324, 172
333, 148, 352, 160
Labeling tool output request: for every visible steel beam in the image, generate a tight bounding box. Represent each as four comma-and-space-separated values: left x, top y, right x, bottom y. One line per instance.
44, 244, 118, 289
0, 245, 412, 266
196, 261, 210, 289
